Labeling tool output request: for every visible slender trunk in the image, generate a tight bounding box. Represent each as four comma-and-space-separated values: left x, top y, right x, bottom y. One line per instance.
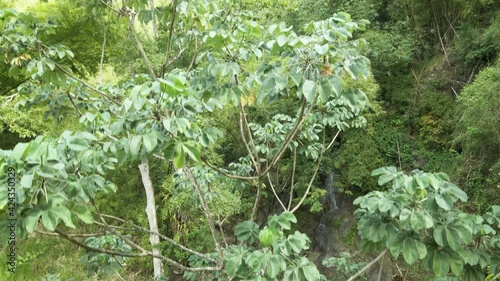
149, 0, 159, 40
98, 27, 107, 86
138, 159, 164, 278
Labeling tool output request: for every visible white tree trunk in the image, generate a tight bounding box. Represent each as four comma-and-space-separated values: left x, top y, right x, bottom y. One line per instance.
138, 159, 164, 278
149, 0, 159, 40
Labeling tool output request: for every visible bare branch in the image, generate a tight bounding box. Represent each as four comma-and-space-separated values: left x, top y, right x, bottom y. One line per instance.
149, 0, 159, 40
55, 64, 120, 105
98, 25, 107, 86
203, 160, 257, 180
99, 214, 216, 262
267, 173, 286, 211
36, 230, 108, 237
290, 128, 339, 213
250, 178, 262, 221
54, 229, 221, 272
239, 103, 260, 174
346, 250, 388, 281
127, 12, 157, 80
183, 166, 224, 262
67, 92, 82, 116
287, 146, 297, 210
187, 38, 199, 73
162, 0, 178, 76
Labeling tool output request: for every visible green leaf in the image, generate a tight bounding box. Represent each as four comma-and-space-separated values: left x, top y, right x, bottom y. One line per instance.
433, 225, 445, 247
267, 254, 285, 278
290, 71, 302, 87
182, 142, 201, 162
435, 193, 452, 210
445, 227, 461, 251
234, 220, 260, 243
433, 250, 450, 276
259, 227, 279, 246
25, 209, 43, 232
12, 142, 29, 160
53, 205, 75, 228
275, 211, 297, 230
302, 80, 315, 102
143, 131, 158, 153
41, 210, 58, 231
68, 138, 88, 151
173, 145, 185, 168
130, 135, 142, 158
73, 205, 93, 224
314, 43, 329, 55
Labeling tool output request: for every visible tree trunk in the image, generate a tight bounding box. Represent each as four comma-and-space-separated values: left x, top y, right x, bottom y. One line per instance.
149, 0, 159, 40
138, 159, 164, 278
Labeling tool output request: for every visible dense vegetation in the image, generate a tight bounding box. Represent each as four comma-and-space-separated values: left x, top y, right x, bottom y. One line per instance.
0, 0, 499, 280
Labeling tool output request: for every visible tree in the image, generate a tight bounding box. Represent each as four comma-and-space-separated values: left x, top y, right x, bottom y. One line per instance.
0, 0, 372, 279
354, 167, 500, 281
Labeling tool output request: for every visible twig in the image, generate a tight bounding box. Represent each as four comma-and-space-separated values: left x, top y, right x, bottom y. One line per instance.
98, 25, 107, 85
55, 64, 120, 105
267, 173, 287, 211
250, 179, 262, 221
187, 38, 199, 73
346, 250, 388, 281
36, 230, 108, 237
183, 166, 223, 262
203, 160, 257, 180
290, 129, 340, 213
260, 96, 316, 178
217, 214, 229, 248
149, 0, 159, 40
377, 255, 384, 281
67, 92, 82, 116
1, 93, 19, 107
162, 0, 178, 76
287, 146, 297, 210
98, 215, 215, 262
54, 229, 220, 272
290, 128, 327, 213
239, 102, 260, 174
124, 2, 157, 80
396, 139, 402, 171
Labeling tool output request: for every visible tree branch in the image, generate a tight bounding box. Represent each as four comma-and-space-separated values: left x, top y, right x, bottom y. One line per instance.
67, 92, 82, 116
183, 166, 224, 262
55, 64, 120, 105
162, 0, 178, 76
290, 129, 339, 213
54, 229, 220, 272
287, 146, 297, 210
267, 173, 286, 211
99, 214, 216, 262
346, 250, 388, 281
239, 103, 260, 174
203, 160, 257, 180
124, 4, 157, 80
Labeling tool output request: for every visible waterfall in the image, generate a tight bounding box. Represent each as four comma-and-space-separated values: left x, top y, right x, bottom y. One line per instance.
312, 172, 339, 253
324, 172, 338, 211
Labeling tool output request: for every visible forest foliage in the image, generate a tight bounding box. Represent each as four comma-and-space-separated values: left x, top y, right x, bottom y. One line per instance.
0, 0, 499, 280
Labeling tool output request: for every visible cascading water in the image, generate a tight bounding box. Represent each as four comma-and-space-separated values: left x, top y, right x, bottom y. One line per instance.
312, 172, 339, 253
324, 172, 338, 211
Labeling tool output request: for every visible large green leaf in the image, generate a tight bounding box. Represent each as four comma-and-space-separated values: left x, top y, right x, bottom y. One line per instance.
130, 135, 142, 158
143, 131, 158, 153
234, 220, 260, 243
25, 209, 43, 233
302, 80, 315, 102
